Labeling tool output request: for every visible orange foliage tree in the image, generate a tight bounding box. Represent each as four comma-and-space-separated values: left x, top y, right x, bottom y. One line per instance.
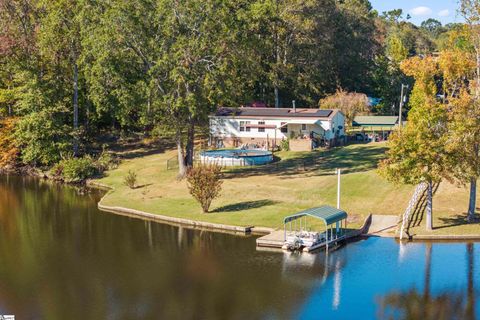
319, 89, 370, 130
186, 164, 223, 213
0, 117, 19, 168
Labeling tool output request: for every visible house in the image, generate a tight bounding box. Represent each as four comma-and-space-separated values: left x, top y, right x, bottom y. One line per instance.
352, 116, 399, 141
209, 107, 345, 151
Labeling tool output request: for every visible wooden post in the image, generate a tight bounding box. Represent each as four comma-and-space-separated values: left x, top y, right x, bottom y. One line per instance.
337, 168, 341, 209
274, 128, 277, 152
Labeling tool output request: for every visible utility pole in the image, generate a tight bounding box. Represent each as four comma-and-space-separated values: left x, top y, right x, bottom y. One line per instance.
336, 168, 341, 209
399, 84, 409, 129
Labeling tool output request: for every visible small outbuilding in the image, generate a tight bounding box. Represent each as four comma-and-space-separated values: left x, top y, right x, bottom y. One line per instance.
352, 116, 400, 141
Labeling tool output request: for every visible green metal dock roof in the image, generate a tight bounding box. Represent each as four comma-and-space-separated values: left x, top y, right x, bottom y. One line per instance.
283, 205, 347, 225
353, 116, 399, 127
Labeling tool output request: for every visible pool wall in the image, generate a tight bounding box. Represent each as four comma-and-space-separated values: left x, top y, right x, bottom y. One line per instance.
199, 150, 274, 166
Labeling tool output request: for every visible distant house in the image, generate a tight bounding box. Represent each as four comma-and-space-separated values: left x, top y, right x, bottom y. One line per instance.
209, 107, 345, 151
352, 116, 399, 141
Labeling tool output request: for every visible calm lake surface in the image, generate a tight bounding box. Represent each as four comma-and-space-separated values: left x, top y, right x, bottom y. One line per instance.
0, 174, 479, 319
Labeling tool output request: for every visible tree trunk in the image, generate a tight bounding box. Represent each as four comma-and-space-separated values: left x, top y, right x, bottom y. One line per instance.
426, 181, 433, 231
274, 86, 279, 109
468, 178, 477, 222
85, 100, 90, 136
185, 119, 195, 167
73, 62, 79, 156
176, 128, 187, 178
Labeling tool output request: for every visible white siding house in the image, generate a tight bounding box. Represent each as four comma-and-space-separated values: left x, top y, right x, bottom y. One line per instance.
209, 107, 345, 150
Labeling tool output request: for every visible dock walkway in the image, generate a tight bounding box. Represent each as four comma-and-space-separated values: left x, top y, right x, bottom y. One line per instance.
256, 230, 286, 248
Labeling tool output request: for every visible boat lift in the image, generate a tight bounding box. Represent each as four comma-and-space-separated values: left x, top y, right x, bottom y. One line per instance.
282, 205, 348, 252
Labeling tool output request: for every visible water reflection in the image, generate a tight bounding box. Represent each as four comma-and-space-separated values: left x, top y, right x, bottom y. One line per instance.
0, 175, 479, 319
378, 243, 477, 320
0, 175, 312, 319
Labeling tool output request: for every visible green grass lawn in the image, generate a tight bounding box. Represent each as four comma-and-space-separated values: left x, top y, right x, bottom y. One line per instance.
94, 142, 480, 235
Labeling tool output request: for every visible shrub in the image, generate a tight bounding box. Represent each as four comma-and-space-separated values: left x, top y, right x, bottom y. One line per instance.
186, 164, 223, 213
96, 149, 119, 172
123, 170, 137, 189
55, 156, 96, 182
280, 139, 290, 151
15, 109, 72, 166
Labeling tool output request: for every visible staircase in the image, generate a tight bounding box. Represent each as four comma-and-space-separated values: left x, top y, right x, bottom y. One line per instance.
399, 182, 441, 240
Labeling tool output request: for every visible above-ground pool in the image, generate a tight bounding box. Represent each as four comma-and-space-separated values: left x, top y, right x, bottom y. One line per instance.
199, 149, 273, 166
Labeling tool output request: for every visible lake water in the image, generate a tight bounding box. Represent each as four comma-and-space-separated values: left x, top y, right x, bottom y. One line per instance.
0, 175, 478, 319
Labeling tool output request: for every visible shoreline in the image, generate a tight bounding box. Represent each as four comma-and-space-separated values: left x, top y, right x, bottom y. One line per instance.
94, 185, 480, 241
0, 175, 473, 242
90, 180, 273, 235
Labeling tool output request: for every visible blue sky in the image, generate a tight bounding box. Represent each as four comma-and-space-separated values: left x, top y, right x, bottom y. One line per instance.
370, 0, 463, 26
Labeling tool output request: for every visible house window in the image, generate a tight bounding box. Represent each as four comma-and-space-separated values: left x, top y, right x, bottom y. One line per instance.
258, 121, 265, 132
301, 124, 307, 131
239, 121, 250, 132
281, 122, 288, 133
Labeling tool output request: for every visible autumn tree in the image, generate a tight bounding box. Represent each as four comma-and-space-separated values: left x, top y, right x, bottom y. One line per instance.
453, 1, 480, 221
380, 56, 448, 231
441, 54, 479, 221
319, 89, 369, 130
0, 118, 19, 168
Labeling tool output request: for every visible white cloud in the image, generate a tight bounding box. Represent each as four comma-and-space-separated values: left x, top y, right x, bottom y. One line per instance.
438, 9, 450, 17
410, 6, 433, 16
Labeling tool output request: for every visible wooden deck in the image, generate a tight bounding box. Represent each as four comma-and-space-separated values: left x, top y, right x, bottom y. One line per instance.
255, 230, 286, 248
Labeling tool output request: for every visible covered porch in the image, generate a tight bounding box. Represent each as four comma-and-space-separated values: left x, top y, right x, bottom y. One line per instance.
279, 119, 326, 151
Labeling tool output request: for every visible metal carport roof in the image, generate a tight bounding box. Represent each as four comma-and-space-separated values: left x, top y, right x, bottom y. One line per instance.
283, 205, 347, 225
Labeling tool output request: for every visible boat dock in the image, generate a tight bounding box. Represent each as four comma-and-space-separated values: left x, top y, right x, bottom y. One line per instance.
256, 230, 351, 252
256, 213, 373, 252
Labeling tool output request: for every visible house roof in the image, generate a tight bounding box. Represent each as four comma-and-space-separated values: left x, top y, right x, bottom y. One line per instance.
353, 116, 399, 127
213, 107, 338, 119
283, 205, 347, 225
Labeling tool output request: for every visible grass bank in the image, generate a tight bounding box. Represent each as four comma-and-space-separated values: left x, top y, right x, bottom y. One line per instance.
94, 142, 479, 234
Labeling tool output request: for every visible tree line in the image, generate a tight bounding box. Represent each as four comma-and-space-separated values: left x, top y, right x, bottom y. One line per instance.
0, 0, 463, 177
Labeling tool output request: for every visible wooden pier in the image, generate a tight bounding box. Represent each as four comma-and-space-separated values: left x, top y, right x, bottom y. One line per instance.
256, 230, 286, 248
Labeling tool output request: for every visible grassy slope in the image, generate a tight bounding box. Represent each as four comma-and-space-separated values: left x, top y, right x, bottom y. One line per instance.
95, 142, 479, 234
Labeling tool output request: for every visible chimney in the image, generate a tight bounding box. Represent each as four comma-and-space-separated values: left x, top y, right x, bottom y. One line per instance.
292, 100, 296, 113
